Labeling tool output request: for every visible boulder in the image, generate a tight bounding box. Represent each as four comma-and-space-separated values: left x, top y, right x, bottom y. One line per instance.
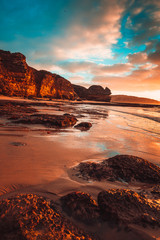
74, 122, 92, 131
14, 113, 77, 128
106, 155, 160, 183
60, 191, 99, 224
98, 189, 160, 226
72, 155, 160, 183
0, 50, 77, 100
0, 194, 93, 239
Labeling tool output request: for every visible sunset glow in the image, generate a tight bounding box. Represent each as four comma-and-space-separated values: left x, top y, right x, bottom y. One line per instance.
0, 0, 160, 100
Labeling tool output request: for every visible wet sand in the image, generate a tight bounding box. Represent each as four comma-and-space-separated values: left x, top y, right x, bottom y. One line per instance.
0, 95, 160, 239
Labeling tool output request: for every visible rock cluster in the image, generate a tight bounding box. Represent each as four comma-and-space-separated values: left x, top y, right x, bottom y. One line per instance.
60, 190, 160, 227
0, 50, 77, 100
14, 113, 77, 128
0, 101, 77, 128
0, 194, 93, 240
98, 189, 160, 226
61, 189, 160, 227
73, 155, 160, 183
73, 84, 111, 102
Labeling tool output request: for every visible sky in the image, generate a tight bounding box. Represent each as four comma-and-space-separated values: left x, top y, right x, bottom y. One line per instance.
0, 0, 160, 100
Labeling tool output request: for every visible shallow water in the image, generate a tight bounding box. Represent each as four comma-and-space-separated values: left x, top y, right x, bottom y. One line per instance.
0, 102, 160, 190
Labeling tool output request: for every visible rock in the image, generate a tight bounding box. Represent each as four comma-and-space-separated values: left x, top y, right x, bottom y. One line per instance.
0, 102, 37, 118
75, 161, 113, 181
60, 192, 100, 224
74, 122, 92, 131
14, 113, 77, 128
98, 189, 160, 227
140, 185, 160, 200
10, 142, 26, 146
73, 84, 111, 102
72, 155, 160, 184
0, 194, 93, 239
0, 49, 77, 100
72, 84, 88, 99
106, 155, 160, 183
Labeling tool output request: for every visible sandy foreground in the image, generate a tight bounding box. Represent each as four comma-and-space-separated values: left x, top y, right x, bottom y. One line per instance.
0, 95, 160, 239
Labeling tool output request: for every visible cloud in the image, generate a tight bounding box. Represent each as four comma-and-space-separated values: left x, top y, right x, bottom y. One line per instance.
58, 61, 95, 73
92, 65, 160, 92
148, 50, 160, 65
59, 61, 133, 77
91, 63, 133, 75
124, 0, 160, 46
50, 0, 126, 61
128, 52, 148, 64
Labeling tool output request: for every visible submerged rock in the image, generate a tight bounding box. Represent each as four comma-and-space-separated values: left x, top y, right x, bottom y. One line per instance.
74, 122, 92, 131
60, 191, 100, 224
98, 189, 160, 227
0, 194, 94, 240
0, 102, 37, 117
13, 113, 77, 128
72, 155, 160, 184
10, 142, 26, 146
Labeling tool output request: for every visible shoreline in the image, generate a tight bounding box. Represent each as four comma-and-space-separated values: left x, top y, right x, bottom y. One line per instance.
1, 94, 160, 108
0, 95, 160, 239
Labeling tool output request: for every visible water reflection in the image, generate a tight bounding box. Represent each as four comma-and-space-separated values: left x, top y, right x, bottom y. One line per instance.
0, 102, 160, 188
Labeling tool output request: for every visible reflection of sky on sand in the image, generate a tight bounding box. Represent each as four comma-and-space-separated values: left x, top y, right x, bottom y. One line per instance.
46, 104, 160, 165
0, 103, 160, 189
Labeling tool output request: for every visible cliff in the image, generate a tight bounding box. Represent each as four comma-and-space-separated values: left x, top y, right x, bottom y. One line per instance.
73, 84, 111, 102
0, 50, 77, 100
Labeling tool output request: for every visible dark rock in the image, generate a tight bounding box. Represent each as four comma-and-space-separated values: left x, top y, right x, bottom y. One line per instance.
10, 142, 26, 146
106, 155, 160, 183
72, 84, 88, 99
87, 85, 111, 101
14, 113, 77, 128
0, 194, 94, 239
73, 84, 111, 102
105, 87, 111, 95
0, 102, 37, 118
87, 85, 110, 95
60, 192, 100, 224
0, 49, 77, 100
98, 189, 160, 227
74, 122, 92, 131
72, 155, 160, 183
140, 185, 160, 200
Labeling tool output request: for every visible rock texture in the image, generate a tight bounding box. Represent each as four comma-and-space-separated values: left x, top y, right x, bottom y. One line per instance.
60, 192, 100, 224
0, 101, 77, 128
98, 189, 160, 226
74, 122, 92, 131
0, 50, 77, 100
73, 84, 111, 102
0, 194, 93, 240
72, 155, 160, 183
14, 113, 77, 128
72, 84, 88, 99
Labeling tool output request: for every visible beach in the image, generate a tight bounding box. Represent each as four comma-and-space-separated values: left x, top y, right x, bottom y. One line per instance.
0, 95, 160, 239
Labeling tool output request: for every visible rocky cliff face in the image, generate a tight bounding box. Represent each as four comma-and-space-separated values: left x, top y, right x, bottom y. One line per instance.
73, 84, 111, 102
0, 50, 77, 100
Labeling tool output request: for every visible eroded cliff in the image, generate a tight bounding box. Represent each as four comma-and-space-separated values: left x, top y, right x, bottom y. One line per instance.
0, 50, 77, 100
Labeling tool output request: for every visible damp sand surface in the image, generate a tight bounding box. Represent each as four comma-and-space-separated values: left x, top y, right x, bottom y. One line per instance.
0, 96, 160, 239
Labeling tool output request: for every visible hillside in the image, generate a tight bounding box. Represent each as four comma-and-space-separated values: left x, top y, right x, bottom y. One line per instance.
111, 95, 160, 105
